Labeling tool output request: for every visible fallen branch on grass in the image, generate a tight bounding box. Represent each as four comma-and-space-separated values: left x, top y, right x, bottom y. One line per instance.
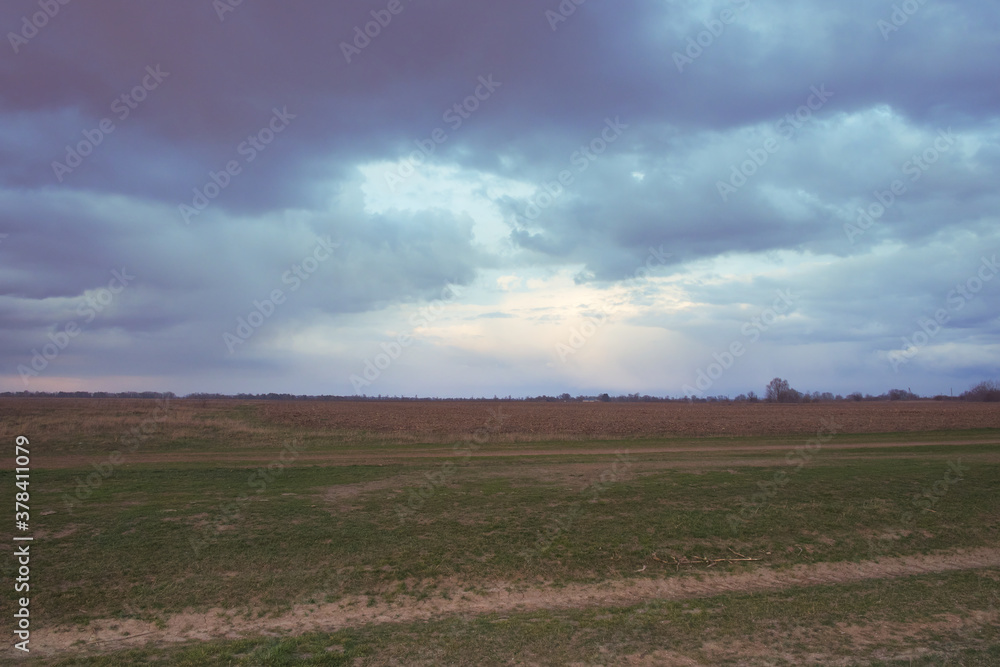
650, 551, 760, 570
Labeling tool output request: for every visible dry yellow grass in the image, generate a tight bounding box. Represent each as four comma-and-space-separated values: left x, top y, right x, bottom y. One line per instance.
3, 397, 999, 454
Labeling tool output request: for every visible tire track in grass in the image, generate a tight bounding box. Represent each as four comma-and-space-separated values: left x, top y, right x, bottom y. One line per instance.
22, 546, 1000, 658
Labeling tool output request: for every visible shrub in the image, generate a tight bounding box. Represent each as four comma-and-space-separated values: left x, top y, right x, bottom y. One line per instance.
961, 380, 1000, 402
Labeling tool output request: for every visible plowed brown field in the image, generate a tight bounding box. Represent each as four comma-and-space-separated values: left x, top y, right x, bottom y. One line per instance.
257, 399, 1000, 439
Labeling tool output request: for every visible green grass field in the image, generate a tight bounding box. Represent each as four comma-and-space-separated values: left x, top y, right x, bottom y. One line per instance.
2, 400, 998, 665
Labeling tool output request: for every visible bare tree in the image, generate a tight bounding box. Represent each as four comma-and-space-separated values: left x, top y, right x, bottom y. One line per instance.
962, 380, 1000, 402
765, 378, 803, 403
765, 377, 789, 402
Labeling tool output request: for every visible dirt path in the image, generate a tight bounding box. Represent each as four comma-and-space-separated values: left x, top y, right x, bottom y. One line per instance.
22, 547, 1000, 658
34, 438, 1000, 469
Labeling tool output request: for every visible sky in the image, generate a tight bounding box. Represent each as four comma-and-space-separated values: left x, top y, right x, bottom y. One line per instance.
1, 0, 998, 398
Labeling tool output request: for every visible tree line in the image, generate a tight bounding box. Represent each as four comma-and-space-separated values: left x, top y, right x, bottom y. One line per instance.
2, 380, 998, 402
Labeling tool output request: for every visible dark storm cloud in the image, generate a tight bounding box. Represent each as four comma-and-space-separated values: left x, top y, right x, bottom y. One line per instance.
1, 0, 998, 393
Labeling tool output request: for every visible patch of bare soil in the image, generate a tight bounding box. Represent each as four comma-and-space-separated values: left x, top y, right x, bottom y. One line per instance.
695, 609, 1000, 666
570, 650, 707, 666
321, 476, 418, 512
21, 547, 1000, 659
32, 438, 1000, 470
322, 477, 406, 501
483, 461, 638, 490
